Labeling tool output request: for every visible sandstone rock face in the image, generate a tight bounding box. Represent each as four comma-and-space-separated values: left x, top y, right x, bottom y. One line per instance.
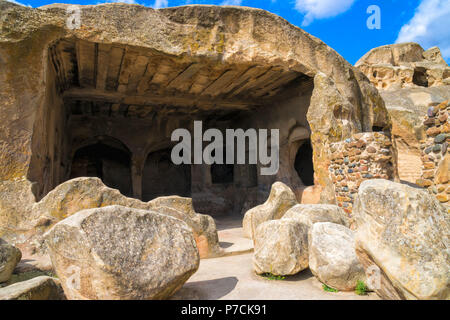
282, 204, 349, 228
0, 276, 64, 300
45, 205, 199, 300
32, 177, 221, 258
0, 3, 390, 243
356, 43, 450, 90
253, 219, 309, 276
243, 182, 298, 239
0, 239, 22, 283
380, 88, 450, 184
0, 180, 37, 243
353, 179, 449, 300
357, 43, 450, 185
308, 222, 365, 291
306, 72, 390, 205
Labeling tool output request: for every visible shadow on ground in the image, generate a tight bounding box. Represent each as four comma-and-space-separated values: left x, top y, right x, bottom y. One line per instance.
219, 241, 233, 249
171, 277, 238, 300
255, 268, 314, 283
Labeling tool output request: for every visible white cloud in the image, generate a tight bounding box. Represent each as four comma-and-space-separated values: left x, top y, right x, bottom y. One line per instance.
152, 0, 168, 8
295, 0, 356, 26
221, 0, 242, 5
396, 0, 450, 59
6, 0, 31, 6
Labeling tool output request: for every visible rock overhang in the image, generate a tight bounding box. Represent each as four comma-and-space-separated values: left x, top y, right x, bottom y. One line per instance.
0, 2, 346, 75
0, 1, 392, 238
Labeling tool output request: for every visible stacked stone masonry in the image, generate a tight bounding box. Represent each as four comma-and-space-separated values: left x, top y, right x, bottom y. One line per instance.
329, 133, 395, 215
417, 101, 450, 211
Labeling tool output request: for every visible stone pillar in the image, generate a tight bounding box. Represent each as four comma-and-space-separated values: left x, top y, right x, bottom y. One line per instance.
131, 154, 145, 200
328, 132, 395, 216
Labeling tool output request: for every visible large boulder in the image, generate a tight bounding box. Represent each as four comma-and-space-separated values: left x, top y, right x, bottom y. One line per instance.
0, 239, 22, 283
353, 179, 450, 300
152, 205, 219, 259
282, 204, 350, 228
32, 177, 221, 258
45, 205, 199, 300
308, 222, 365, 291
253, 219, 308, 276
243, 182, 298, 239
0, 276, 64, 300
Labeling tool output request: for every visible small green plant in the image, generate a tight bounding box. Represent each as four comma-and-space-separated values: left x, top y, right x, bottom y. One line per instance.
355, 280, 369, 295
322, 284, 339, 293
260, 266, 286, 281
261, 273, 286, 281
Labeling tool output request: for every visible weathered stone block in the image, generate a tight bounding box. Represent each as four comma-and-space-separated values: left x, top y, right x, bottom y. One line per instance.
354, 180, 449, 300
45, 205, 199, 300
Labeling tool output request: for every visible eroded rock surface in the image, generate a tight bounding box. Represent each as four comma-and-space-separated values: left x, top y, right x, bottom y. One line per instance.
357, 43, 450, 185
282, 204, 350, 228
308, 222, 365, 291
356, 43, 450, 90
243, 182, 298, 239
353, 179, 449, 300
0, 276, 64, 300
45, 205, 199, 300
0, 239, 22, 283
253, 219, 308, 276
381, 88, 450, 184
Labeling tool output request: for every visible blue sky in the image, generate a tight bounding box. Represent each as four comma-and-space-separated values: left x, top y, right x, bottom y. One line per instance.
8, 0, 450, 64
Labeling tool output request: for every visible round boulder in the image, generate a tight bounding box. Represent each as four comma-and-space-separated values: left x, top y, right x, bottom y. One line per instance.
45, 205, 199, 300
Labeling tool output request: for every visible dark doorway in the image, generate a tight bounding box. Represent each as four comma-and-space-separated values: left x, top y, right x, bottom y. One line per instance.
211, 164, 234, 184
372, 126, 384, 132
294, 140, 314, 186
70, 142, 132, 196
142, 149, 191, 201
413, 67, 428, 87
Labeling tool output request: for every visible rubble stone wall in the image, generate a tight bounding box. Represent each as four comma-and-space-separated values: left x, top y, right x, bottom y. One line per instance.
417, 101, 450, 211
329, 132, 395, 216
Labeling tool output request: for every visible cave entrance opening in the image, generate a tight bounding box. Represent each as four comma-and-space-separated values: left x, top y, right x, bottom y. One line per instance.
142, 148, 191, 202
70, 140, 132, 197
28, 38, 315, 217
294, 140, 315, 187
